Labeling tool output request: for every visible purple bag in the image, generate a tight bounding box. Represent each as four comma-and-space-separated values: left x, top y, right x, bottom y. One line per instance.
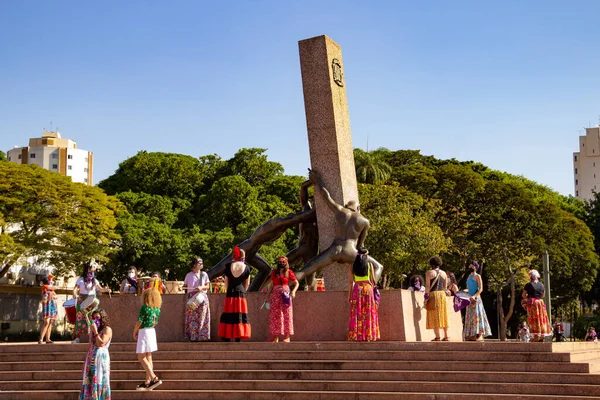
453, 292, 471, 312
281, 290, 291, 307
373, 286, 381, 305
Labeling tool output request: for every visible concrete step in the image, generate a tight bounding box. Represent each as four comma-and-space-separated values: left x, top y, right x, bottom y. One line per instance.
3, 369, 600, 385
569, 349, 600, 362
0, 350, 574, 363
2, 379, 600, 396
2, 390, 600, 400
0, 341, 564, 353
0, 359, 593, 373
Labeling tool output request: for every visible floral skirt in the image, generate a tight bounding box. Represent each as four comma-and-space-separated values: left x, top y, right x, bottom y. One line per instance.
185, 293, 211, 341
73, 295, 95, 339
463, 297, 492, 338
42, 299, 57, 320
348, 281, 380, 341
426, 291, 449, 330
269, 285, 294, 336
79, 345, 111, 400
527, 298, 552, 338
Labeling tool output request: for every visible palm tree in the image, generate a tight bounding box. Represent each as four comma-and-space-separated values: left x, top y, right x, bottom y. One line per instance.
353, 148, 392, 184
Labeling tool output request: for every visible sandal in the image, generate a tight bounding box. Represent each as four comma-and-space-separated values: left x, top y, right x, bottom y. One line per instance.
283, 337, 291, 343
268, 336, 279, 343
146, 376, 162, 391
442, 337, 449, 341
45, 340, 54, 344
431, 337, 441, 341
136, 382, 148, 391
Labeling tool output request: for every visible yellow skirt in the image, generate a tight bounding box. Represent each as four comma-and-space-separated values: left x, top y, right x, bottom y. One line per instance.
426, 291, 449, 329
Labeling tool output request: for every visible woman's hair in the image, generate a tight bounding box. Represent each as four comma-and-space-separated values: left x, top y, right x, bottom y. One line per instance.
276, 257, 289, 278
151, 271, 161, 278
91, 308, 110, 331
429, 256, 443, 269
128, 266, 137, 275
82, 261, 95, 284
190, 258, 203, 270
528, 269, 541, 280
409, 275, 424, 287
143, 287, 163, 308
447, 272, 458, 285
352, 248, 369, 277
41, 277, 49, 285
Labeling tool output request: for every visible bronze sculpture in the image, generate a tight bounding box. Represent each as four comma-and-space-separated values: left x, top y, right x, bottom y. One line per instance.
294, 169, 383, 284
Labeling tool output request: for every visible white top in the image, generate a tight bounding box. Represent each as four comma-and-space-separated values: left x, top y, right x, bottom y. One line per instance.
76, 277, 100, 295
184, 271, 209, 294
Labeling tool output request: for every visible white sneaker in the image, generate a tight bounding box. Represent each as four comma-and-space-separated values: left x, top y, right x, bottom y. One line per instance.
71, 338, 80, 344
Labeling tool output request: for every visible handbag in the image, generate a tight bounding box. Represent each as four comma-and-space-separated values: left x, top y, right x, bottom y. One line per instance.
281, 290, 291, 307
369, 263, 380, 305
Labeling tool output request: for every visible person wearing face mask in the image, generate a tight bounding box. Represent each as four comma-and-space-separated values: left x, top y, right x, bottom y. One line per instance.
39, 275, 58, 344
120, 267, 138, 295
264, 256, 298, 342
183, 258, 211, 341
80, 308, 112, 400
463, 261, 492, 341
72, 261, 112, 344
522, 269, 552, 342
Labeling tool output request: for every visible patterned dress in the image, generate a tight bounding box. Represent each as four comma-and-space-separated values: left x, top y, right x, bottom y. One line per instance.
184, 271, 211, 341
41, 286, 57, 320
524, 281, 552, 340
218, 263, 251, 340
426, 270, 449, 330
79, 330, 111, 400
348, 270, 380, 342
463, 274, 492, 339
269, 270, 296, 337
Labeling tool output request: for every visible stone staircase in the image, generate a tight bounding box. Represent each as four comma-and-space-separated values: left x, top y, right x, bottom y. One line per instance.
2, 341, 600, 399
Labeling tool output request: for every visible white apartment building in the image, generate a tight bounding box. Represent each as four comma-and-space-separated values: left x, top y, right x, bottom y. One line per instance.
6, 130, 93, 185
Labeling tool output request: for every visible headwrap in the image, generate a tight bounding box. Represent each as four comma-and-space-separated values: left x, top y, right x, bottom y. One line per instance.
472, 261, 480, 271
528, 269, 541, 280
277, 257, 288, 267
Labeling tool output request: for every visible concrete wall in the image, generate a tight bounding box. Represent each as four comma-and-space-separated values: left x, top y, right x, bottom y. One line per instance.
100, 290, 463, 342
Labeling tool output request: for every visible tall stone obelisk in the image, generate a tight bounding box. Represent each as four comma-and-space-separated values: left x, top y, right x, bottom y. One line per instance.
299, 35, 359, 290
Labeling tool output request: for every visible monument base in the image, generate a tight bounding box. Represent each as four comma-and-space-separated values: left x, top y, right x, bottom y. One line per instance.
99, 289, 462, 342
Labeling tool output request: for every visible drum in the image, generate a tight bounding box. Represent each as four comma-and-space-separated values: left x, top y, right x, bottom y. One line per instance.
186, 292, 207, 311
64, 298, 77, 324
79, 295, 99, 312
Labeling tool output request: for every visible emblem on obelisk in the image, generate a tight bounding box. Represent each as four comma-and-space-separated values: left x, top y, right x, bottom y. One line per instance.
331, 58, 344, 87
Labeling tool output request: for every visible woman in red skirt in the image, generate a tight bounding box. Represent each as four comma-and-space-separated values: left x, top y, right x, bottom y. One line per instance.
264, 256, 299, 342
218, 247, 251, 341
522, 269, 552, 342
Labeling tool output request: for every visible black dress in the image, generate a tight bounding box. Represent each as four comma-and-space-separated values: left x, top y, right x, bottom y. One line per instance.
218, 262, 251, 340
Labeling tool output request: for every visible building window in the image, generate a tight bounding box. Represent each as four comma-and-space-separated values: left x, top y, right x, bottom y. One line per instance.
84, 158, 89, 162
594, 149, 595, 154
576, 190, 579, 196
574, 155, 578, 161
595, 174, 597, 179
52, 164, 58, 169
84, 168, 88, 172
68, 165, 72, 170
18, 154, 22, 159
84, 178, 88, 183
51, 154, 58, 159
67, 155, 73, 160
575, 168, 578, 174
30, 153, 36, 159
576, 179, 579, 185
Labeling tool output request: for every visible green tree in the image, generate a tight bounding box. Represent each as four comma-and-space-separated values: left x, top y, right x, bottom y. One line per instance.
221, 148, 284, 187
354, 148, 393, 184
0, 163, 121, 279
0, 151, 7, 162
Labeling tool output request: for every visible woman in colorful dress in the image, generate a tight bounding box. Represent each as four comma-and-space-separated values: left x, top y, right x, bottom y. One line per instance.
347, 248, 380, 342
218, 247, 251, 342
183, 258, 211, 341
522, 269, 552, 342
79, 308, 112, 400
425, 256, 450, 341
39, 275, 58, 344
265, 256, 298, 342
133, 287, 162, 391
463, 261, 492, 341
72, 262, 112, 343
120, 266, 138, 295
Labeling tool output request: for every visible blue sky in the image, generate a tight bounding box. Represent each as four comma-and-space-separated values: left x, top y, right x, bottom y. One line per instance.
1, 0, 599, 195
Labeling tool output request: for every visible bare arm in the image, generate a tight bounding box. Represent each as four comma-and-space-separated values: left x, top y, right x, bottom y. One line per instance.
133, 321, 142, 340
94, 326, 112, 347
299, 180, 312, 208
320, 187, 344, 213
290, 279, 299, 297
425, 271, 431, 295
243, 276, 250, 291
120, 280, 127, 294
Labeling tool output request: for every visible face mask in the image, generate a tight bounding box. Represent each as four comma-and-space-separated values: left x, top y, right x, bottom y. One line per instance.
88, 272, 95, 279
128, 272, 135, 279
93, 317, 101, 329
